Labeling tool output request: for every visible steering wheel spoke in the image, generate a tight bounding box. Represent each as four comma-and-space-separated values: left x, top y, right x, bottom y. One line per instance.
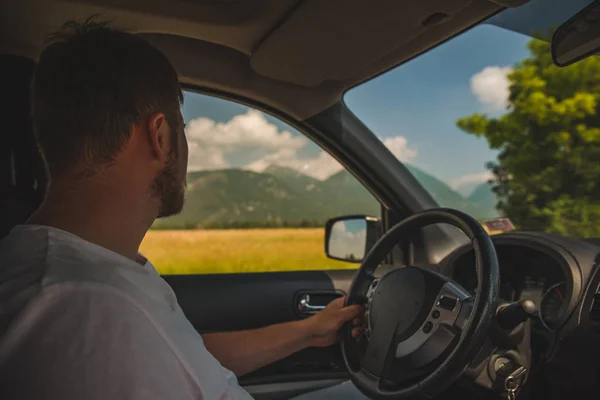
453, 296, 475, 334
362, 319, 396, 377
392, 280, 469, 362
353, 368, 385, 396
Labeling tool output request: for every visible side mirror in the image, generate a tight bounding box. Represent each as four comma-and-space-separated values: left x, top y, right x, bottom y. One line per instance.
552, 1, 600, 67
324, 215, 382, 263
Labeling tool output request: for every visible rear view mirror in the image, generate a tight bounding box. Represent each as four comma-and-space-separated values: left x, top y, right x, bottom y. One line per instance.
324, 216, 381, 263
552, 1, 600, 67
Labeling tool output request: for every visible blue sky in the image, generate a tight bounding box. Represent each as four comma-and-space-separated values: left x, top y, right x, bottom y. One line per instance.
180, 0, 592, 197
345, 24, 530, 192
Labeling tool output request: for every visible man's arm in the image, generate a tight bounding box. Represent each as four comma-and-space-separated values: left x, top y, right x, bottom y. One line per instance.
202, 297, 363, 376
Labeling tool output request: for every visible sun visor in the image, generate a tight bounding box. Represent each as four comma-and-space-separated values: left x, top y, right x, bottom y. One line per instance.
251, 0, 473, 87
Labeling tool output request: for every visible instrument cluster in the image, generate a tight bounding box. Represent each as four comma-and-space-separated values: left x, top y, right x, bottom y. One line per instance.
449, 245, 569, 332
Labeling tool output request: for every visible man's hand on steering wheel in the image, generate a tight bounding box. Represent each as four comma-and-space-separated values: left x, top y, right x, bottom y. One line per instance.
303, 296, 364, 347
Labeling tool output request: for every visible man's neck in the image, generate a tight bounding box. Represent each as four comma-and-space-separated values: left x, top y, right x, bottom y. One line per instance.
29, 175, 157, 261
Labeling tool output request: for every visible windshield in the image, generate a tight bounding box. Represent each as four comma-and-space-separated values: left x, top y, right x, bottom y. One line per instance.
345, 0, 599, 237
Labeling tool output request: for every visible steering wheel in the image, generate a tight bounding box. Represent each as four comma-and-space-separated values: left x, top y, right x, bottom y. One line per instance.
342, 208, 499, 399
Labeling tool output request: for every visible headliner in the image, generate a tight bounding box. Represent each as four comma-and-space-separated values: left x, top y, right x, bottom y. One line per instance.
0, 0, 531, 119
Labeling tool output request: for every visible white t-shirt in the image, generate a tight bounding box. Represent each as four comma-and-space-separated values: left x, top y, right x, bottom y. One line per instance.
0, 224, 253, 400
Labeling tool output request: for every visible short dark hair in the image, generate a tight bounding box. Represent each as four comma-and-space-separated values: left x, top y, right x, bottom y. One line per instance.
32, 17, 183, 178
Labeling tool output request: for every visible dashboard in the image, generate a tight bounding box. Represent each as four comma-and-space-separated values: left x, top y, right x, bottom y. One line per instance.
449, 245, 568, 332
441, 232, 600, 338
428, 232, 600, 395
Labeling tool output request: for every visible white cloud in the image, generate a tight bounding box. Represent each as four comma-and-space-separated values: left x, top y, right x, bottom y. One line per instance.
185, 109, 417, 180
470, 66, 512, 112
186, 110, 305, 171
186, 141, 228, 170
382, 136, 418, 162
186, 110, 304, 150
450, 171, 495, 190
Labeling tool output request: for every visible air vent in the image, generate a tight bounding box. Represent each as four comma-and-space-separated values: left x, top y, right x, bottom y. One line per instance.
589, 290, 600, 333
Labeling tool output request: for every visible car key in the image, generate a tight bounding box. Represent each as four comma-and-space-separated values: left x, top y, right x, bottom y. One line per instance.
504, 366, 527, 400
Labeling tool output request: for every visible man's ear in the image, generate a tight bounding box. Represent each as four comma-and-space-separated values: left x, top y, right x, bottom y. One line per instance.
147, 112, 170, 162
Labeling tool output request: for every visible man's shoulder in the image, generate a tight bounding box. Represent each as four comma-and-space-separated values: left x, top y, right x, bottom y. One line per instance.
0, 226, 50, 325
0, 225, 166, 338
0, 225, 50, 274
0, 224, 156, 286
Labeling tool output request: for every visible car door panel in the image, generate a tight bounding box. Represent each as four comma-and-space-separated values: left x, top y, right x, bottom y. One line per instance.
163, 266, 396, 399
164, 271, 349, 332
164, 270, 355, 399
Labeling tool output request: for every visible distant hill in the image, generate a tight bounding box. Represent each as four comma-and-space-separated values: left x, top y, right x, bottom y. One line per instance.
153, 165, 500, 229
154, 169, 326, 229
322, 170, 382, 216
468, 182, 501, 218
456, 182, 481, 198
404, 165, 497, 220
153, 168, 380, 229
263, 165, 321, 195
263, 166, 380, 217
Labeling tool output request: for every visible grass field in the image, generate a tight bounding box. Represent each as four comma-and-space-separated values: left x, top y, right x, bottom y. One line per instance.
140, 228, 355, 275
140, 224, 507, 275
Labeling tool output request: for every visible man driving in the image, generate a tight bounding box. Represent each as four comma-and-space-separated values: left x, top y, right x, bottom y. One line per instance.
0, 19, 363, 399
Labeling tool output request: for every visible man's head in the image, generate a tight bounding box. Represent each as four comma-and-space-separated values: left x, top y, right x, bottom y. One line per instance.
32, 18, 188, 218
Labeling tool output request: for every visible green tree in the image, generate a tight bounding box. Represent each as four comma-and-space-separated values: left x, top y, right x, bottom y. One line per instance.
457, 39, 600, 237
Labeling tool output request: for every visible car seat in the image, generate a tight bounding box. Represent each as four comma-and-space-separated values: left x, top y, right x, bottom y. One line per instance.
0, 55, 47, 239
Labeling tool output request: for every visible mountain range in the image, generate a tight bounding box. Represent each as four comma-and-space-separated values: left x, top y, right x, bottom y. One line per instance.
153, 164, 499, 229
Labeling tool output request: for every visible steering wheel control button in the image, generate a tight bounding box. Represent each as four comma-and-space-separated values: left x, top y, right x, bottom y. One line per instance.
432, 310, 440, 319
423, 321, 433, 333
438, 295, 458, 311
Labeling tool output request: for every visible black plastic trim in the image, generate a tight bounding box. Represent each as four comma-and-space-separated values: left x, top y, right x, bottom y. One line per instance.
440, 232, 597, 338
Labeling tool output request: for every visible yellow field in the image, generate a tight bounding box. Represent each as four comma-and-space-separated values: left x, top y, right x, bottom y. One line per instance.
140, 228, 355, 275
140, 223, 507, 275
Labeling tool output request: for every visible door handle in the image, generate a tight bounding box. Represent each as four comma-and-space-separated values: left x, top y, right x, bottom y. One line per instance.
297, 294, 327, 315
297, 293, 340, 315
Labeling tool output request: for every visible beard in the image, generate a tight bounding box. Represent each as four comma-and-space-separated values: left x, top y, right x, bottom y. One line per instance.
152, 153, 186, 218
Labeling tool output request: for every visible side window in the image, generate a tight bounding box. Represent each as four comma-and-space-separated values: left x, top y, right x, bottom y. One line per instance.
140, 91, 381, 275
